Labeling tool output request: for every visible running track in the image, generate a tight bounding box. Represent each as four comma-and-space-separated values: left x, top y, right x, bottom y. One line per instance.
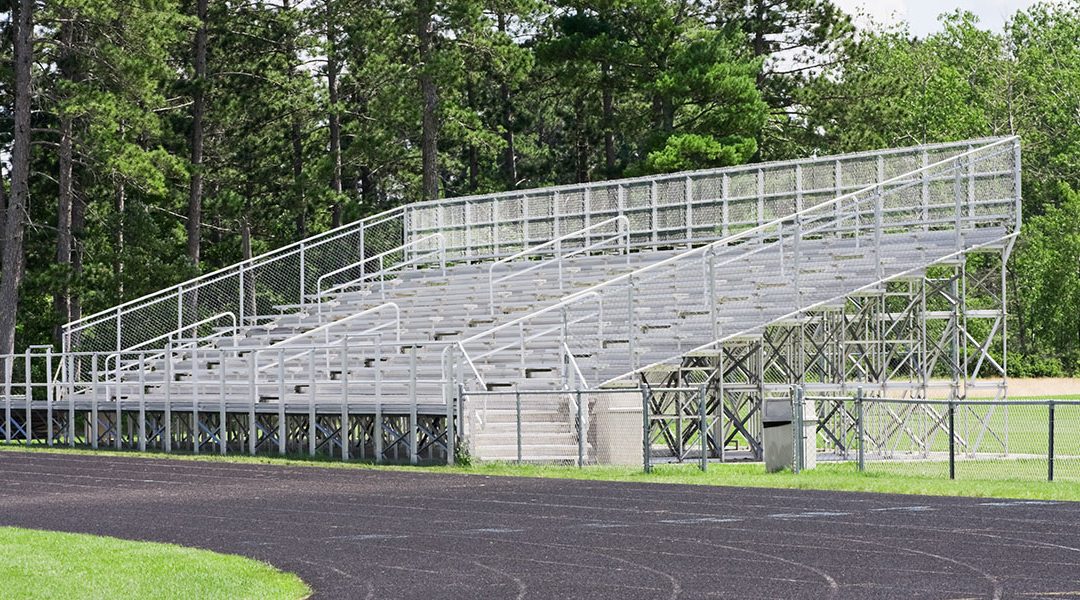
1, 451, 1079, 599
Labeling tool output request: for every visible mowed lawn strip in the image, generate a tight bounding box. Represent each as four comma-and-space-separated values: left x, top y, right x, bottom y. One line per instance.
4, 444, 1080, 502
0, 527, 310, 600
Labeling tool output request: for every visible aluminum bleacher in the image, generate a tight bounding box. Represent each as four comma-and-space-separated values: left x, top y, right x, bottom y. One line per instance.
1, 137, 1021, 465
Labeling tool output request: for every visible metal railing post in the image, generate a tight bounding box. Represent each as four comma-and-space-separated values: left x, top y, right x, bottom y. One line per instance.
793, 386, 803, 474
516, 389, 522, 465
856, 387, 865, 472
699, 383, 707, 472
23, 348, 31, 445
4, 355, 11, 444
220, 348, 227, 455
139, 353, 147, 452
45, 348, 53, 446
247, 350, 257, 455
642, 386, 650, 473
409, 345, 418, 465
341, 337, 350, 461
192, 346, 200, 454
948, 400, 956, 480
277, 348, 286, 455
576, 389, 584, 468
164, 344, 172, 452
1048, 401, 1055, 482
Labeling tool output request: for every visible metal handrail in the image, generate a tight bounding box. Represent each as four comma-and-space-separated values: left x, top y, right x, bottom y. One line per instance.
451, 137, 1019, 391
256, 302, 399, 373
488, 216, 628, 315
103, 312, 238, 382
64, 207, 407, 341
315, 234, 445, 317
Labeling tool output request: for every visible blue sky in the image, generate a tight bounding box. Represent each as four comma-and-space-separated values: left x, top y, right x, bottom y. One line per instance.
832, 0, 1045, 36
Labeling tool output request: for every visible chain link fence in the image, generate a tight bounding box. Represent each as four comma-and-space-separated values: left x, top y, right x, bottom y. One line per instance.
790, 393, 1080, 483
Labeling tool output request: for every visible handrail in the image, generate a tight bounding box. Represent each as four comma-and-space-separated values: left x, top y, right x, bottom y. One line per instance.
103, 312, 238, 381
451, 137, 1019, 389
255, 303, 399, 374
65, 206, 407, 334
315, 234, 445, 317
616, 232, 1019, 387
488, 216, 628, 315
316, 234, 445, 299
271, 302, 400, 349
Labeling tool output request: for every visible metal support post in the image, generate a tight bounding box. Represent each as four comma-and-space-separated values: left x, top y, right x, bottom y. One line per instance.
248, 352, 257, 455
699, 384, 707, 472
308, 350, 316, 457
192, 346, 200, 454
164, 344, 172, 453
4, 355, 11, 443
793, 386, 803, 474
576, 389, 584, 468
1048, 401, 1055, 482
856, 388, 865, 472
23, 348, 31, 445
516, 389, 522, 464
219, 349, 227, 455
948, 401, 956, 480
409, 346, 418, 465
341, 338, 350, 461
642, 386, 651, 474
139, 354, 146, 452
46, 348, 53, 446
277, 349, 286, 455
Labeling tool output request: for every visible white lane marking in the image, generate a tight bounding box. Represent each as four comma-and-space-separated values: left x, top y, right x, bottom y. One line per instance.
460, 527, 524, 534
978, 501, 1060, 507
768, 511, 851, 519
658, 517, 741, 524
870, 505, 936, 513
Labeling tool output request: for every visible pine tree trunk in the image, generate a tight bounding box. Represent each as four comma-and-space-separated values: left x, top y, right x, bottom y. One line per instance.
497, 13, 517, 189
601, 62, 615, 176
70, 193, 85, 328
187, 0, 209, 268
327, 0, 344, 228
417, 0, 439, 201
0, 0, 34, 356
114, 178, 125, 300
55, 17, 75, 348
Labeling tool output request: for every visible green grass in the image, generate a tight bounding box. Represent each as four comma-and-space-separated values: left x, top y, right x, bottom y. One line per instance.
4, 443, 1080, 502
0, 526, 310, 600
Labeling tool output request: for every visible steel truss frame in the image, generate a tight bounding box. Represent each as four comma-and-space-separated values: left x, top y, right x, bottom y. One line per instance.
4, 405, 453, 465
642, 240, 1013, 461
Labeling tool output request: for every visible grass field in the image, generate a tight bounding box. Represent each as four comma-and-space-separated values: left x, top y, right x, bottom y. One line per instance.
4, 443, 1080, 502
0, 526, 310, 600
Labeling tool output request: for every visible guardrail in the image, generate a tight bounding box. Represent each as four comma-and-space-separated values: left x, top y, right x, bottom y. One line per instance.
315, 234, 445, 318
62, 138, 997, 359
449, 137, 1021, 392
488, 216, 628, 315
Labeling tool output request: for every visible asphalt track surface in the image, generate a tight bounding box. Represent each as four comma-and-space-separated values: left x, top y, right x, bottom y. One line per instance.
2, 453, 1080, 599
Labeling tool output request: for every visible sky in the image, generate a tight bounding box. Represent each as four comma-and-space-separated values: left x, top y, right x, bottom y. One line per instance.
831, 0, 1045, 36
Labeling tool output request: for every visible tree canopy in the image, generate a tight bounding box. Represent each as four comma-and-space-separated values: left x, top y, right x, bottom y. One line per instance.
0, 0, 1078, 374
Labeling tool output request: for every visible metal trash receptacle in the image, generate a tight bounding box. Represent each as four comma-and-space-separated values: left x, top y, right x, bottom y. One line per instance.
762, 398, 793, 472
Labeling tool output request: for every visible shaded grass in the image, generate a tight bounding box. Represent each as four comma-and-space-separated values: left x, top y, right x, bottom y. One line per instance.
0, 526, 310, 600
4, 443, 1080, 502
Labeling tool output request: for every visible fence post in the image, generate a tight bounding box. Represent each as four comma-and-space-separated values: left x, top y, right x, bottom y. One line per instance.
576, 389, 584, 468
856, 387, 865, 473
642, 386, 651, 474
793, 386, 803, 474
1048, 401, 1055, 482
516, 389, 522, 465
948, 400, 956, 480
699, 384, 707, 472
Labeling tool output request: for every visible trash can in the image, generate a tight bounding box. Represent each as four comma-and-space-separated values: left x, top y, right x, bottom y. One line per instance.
762, 397, 793, 472
763, 395, 817, 472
